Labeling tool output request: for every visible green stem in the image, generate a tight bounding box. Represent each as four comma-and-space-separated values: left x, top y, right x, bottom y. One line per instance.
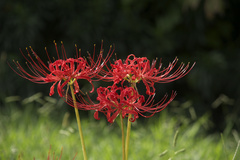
69, 84, 88, 160
125, 114, 132, 160
120, 114, 125, 160
124, 83, 136, 160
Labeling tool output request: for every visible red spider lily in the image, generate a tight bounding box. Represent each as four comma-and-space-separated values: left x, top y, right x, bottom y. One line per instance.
102, 54, 195, 95
66, 86, 176, 123
9, 41, 114, 97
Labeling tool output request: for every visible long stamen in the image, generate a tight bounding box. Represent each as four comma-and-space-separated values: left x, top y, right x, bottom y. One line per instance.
45, 47, 52, 63
61, 41, 68, 60
53, 40, 60, 60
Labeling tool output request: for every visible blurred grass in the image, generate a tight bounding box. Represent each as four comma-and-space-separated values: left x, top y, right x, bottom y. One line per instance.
0, 93, 239, 160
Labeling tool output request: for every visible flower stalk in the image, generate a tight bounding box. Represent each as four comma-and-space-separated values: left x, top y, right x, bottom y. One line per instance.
120, 114, 126, 160
69, 82, 87, 160
125, 114, 132, 160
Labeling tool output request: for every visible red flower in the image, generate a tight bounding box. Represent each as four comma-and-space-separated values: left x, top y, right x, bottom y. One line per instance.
102, 54, 195, 95
70, 86, 176, 123
9, 41, 114, 97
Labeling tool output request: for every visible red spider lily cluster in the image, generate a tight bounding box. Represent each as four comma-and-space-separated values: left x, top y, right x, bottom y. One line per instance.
102, 54, 194, 95
63, 50, 195, 123
9, 41, 113, 97
10, 41, 195, 123
92, 86, 176, 123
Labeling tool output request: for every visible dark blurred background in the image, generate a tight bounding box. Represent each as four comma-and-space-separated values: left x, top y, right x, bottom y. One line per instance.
1, 0, 240, 134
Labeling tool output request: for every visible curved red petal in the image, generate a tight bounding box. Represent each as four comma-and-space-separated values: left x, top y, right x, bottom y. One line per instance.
49, 82, 57, 96
94, 111, 100, 120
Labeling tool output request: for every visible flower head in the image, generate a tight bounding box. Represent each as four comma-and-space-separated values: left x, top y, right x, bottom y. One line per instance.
69, 86, 176, 123
102, 54, 195, 95
9, 41, 114, 97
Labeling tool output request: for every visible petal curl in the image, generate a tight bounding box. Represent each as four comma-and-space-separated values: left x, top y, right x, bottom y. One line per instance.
49, 82, 57, 96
